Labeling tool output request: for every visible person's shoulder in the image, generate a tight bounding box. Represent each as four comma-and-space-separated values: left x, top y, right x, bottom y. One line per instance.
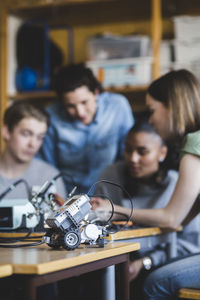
99, 92, 132, 118
100, 91, 129, 106
185, 130, 200, 144
46, 102, 59, 112
46, 102, 62, 119
181, 130, 200, 156
167, 169, 179, 181
32, 158, 60, 175
100, 161, 125, 177
160, 169, 178, 191
46, 103, 71, 127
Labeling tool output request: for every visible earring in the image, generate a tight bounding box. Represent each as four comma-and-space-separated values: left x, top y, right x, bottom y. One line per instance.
159, 158, 164, 162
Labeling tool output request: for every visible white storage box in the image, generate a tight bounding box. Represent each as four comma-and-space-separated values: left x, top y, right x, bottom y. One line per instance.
160, 61, 200, 80
160, 63, 173, 76
173, 16, 200, 43
174, 40, 200, 62
87, 57, 153, 88
87, 35, 151, 60
172, 61, 200, 80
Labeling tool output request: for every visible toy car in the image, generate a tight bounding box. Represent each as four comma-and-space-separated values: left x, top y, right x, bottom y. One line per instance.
43, 193, 108, 250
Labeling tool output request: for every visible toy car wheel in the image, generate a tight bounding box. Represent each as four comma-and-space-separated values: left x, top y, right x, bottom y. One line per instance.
96, 237, 106, 248
62, 230, 81, 250
45, 228, 61, 249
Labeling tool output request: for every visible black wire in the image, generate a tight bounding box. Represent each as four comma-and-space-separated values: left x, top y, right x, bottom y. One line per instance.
30, 173, 64, 207
0, 229, 33, 243
90, 193, 115, 223
88, 179, 134, 233
0, 229, 44, 243
24, 235, 44, 239
60, 171, 79, 195
0, 179, 31, 201
36, 171, 75, 203
0, 241, 44, 248
22, 238, 43, 242
0, 227, 31, 233
21, 235, 45, 241
38, 173, 63, 197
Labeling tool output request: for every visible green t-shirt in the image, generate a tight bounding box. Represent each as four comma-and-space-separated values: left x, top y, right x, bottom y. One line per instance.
180, 130, 200, 160
180, 130, 200, 206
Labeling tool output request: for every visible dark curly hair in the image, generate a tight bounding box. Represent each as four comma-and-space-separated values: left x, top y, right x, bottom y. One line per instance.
54, 63, 103, 99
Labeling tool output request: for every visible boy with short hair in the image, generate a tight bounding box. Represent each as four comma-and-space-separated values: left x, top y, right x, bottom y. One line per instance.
0, 101, 66, 203
0, 101, 66, 300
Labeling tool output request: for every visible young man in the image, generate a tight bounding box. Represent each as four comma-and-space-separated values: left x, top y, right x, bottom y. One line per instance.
39, 63, 134, 193
0, 101, 66, 204
0, 101, 67, 300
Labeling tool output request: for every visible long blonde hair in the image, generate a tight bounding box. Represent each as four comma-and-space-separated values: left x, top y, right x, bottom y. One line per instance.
148, 69, 200, 139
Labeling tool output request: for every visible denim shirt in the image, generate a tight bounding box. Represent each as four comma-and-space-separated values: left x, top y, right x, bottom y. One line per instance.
38, 92, 134, 193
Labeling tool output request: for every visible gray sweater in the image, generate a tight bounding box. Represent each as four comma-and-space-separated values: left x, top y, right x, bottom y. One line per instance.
0, 158, 67, 200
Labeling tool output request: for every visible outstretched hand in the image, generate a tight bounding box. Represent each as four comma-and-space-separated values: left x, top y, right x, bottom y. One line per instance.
90, 197, 111, 211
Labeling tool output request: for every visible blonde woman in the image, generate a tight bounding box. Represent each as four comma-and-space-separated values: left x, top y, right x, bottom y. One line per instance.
92, 69, 200, 299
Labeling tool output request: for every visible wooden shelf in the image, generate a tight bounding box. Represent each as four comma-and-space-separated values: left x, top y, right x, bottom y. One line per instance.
10, 0, 116, 10
162, 0, 200, 18
178, 288, 200, 299
8, 85, 148, 101
9, 90, 57, 101
8, 0, 117, 18
7, 0, 151, 27
106, 85, 148, 94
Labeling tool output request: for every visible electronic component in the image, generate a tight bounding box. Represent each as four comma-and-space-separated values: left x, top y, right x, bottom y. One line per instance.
0, 199, 39, 230
0, 176, 63, 232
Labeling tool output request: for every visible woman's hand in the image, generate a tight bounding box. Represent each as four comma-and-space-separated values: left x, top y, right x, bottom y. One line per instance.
90, 197, 131, 221
129, 259, 143, 281
90, 197, 111, 211
51, 193, 65, 206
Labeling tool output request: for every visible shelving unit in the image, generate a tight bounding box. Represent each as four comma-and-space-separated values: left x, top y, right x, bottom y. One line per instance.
8, 84, 148, 101
2, 0, 199, 150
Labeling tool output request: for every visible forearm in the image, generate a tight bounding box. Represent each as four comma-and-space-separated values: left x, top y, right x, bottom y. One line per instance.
93, 197, 178, 229
114, 204, 176, 229
133, 208, 174, 228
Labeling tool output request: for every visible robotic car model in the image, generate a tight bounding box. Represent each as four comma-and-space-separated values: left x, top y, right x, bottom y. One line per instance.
43, 193, 108, 250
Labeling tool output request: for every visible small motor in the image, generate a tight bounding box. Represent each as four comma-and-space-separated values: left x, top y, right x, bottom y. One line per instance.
80, 223, 107, 247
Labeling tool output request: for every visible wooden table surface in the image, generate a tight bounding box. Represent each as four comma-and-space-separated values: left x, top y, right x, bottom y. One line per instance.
0, 264, 12, 278
0, 226, 182, 240
107, 226, 182, 241
178, 288, 200, 299
0, 241, 140, 275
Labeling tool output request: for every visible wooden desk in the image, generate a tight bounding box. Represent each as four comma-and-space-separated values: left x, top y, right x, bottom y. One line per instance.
0, 226, 180, 300
0, 241, 140, 300
107, 226, 182, 259
178, 288, 200, 299
0, 264, 12, 278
